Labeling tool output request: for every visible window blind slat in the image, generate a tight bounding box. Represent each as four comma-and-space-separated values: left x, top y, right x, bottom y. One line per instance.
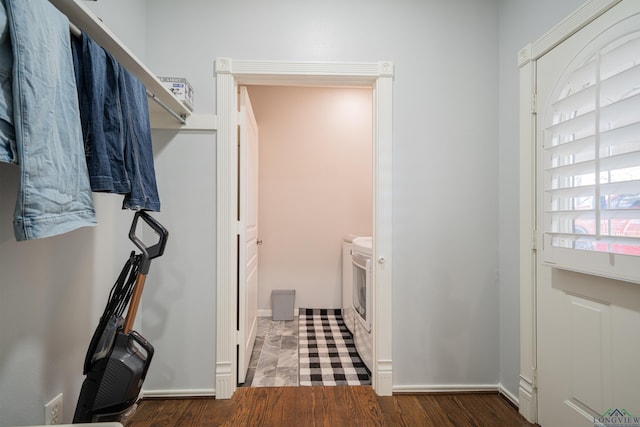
599, 151, 640, 174
600, 180, 640, 196
600, 63, 640, 106
551, 84, 596, 113
545, 111, 596, 144
600, 121, 640, 149
599, 36, 640, 80
546, 185, 595, 199
599, 91, 640, 129
555, 60, 596, 100
545, 134, 595, 158
546, 158, 595, 177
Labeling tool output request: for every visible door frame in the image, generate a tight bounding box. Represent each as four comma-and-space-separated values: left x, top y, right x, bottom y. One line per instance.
215, 58, 394, 399
517, 0, 623, 422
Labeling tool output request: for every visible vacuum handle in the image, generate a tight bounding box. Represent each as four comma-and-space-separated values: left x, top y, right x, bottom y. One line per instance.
112, 331, 154, 383
129, 211, 169, 274
122, 273, 147, 334
127, 331, 155, 381
128, 331, 154, 364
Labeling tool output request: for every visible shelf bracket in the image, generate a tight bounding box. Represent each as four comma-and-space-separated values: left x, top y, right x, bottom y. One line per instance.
146, 90, 187, 125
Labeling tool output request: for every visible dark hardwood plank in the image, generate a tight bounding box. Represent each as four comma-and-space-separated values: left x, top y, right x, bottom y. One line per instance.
198, 396, 236, 427
458, 394, 534, 427
293, 385, 315, 425
223, 387, 272, 426
267, 386, 298, 427
129, 398, 192, 425
376, 395, 405, 426
175, 399, 211, 427
428, 394, 481, 426
123, 387, 538, 427
350, 386, 386, 426
305, 386, 384, 427
387, 394, 456, 426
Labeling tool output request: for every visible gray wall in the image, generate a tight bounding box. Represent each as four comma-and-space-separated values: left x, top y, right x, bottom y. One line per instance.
144, 0, 502, 391
0, 1, 594, 425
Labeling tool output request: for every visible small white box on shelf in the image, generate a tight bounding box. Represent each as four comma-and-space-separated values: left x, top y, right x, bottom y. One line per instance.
158, 76, 193, 111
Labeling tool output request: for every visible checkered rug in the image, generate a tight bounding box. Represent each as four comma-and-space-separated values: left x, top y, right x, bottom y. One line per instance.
298, 308, 371, 386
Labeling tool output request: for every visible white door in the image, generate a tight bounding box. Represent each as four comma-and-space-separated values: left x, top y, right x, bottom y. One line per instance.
536, 2, 640, 426
237, 86, 259, 384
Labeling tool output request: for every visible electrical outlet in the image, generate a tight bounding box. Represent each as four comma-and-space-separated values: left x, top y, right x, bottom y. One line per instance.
44, 393, 63, 425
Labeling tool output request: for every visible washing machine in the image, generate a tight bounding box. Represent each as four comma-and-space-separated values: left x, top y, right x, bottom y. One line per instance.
352, 236, 373, 371
342, 235, 358, 334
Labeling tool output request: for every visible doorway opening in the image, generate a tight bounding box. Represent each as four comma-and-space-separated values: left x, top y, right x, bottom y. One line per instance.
241, 85, 373, 388
215, 58, 393, 399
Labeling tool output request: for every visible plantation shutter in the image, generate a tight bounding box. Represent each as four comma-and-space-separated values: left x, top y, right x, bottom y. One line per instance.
544, 30, 640, 257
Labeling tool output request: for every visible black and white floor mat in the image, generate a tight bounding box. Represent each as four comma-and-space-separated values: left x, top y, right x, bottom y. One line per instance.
298, 308, 371, 386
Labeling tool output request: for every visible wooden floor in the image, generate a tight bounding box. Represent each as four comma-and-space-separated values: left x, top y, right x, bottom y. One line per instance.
124, 386, 537, 426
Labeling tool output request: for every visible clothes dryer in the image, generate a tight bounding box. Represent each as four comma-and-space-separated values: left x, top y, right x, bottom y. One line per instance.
352, 236, 372, 371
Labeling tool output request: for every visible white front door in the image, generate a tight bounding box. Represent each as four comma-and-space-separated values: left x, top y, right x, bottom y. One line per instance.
237, 86, 259, 384
535, 2, 640, 425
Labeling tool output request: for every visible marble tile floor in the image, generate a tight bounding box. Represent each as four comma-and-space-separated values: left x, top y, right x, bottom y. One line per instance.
243, 316, 299, 387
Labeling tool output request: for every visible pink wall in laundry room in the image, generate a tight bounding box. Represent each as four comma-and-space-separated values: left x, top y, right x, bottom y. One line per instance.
247, 85, 372, 313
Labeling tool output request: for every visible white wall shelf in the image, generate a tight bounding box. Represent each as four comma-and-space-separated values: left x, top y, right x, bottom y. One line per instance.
49, 0, 194, 129
150, 113, 217, 132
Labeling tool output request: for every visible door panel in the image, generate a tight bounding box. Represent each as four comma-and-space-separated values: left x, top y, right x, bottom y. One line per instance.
536, 1, 640, 426
567, 295, 612, 414
238, 86, 259, 384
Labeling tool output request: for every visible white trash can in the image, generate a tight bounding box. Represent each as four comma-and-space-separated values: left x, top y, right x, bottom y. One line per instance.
271, 289, 295, 321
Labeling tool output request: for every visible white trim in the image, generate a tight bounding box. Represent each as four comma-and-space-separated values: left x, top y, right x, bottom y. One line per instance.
529, 0, 623, 63
392, 384, 500, 394
215, 68, 237, 399
499, 383, 519, 407
257, 309, 272, 318
393, 384, 519, 408
518, 0, 624, 424
142, 388, 216, 398
518, 375, 538, 423
518, 58, 538, 424
149, 113, 217, 131
257, 310, 302, 318
215, 57, 393, 399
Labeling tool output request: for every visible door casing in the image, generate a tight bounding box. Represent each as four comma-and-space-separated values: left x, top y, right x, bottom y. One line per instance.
215, 58, 394, 399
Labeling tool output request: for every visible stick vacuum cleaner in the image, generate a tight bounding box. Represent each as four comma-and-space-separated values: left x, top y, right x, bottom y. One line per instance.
73, 211, 168, 423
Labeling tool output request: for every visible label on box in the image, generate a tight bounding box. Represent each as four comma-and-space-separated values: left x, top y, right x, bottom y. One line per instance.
159, 76, 193, 111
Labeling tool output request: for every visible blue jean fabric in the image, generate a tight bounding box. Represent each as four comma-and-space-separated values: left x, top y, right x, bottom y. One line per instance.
3, 0, 96, 240
0, 0, 15, 164
72, 32, 160, 212
72, 33, 130, 194
118, 64, 161, 212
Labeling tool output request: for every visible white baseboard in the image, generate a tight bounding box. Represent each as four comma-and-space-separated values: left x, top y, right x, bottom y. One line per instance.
257, 310, 301, 319
142, 388, 216, 398
257, 310, 271, 317
518, 376, 538, 423
498, 383, 519, 406
141, 383, 518, 407
392, 384, 520, 411
392, 384, 500, 394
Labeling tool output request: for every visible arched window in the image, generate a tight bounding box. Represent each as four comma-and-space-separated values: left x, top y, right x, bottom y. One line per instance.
543, 17, 640, 258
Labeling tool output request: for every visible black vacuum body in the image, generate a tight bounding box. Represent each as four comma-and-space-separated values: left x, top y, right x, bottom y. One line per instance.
74, 211, 167, 423
74, 330, 153, 422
